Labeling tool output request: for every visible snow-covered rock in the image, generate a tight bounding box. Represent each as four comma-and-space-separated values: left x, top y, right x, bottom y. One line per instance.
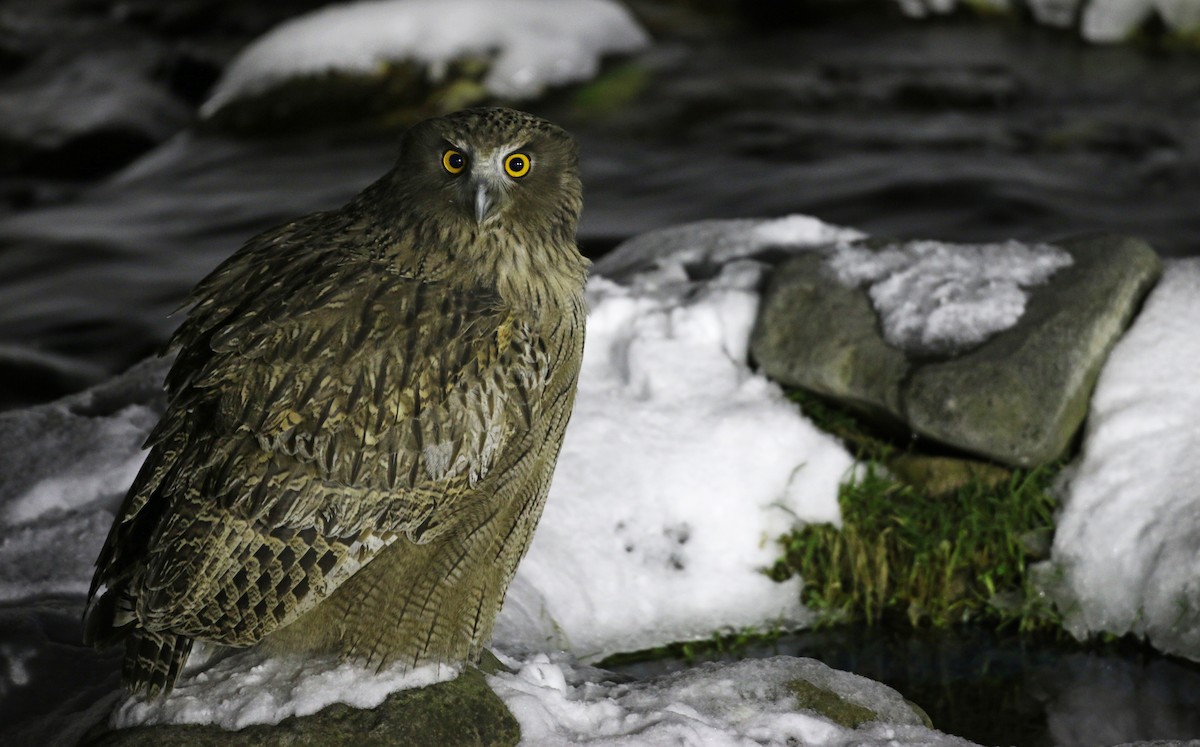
202, 0, 650, 118
752, 233, 1161, 467
827, 239, 1073, 357
489, 654, 977, 746
895, 0, 1200, 43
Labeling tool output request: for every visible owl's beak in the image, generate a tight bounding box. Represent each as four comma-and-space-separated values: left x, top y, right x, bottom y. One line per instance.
474, 183, 494, 223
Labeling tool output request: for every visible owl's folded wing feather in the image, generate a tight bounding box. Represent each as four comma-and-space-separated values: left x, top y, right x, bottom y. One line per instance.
87, 233, 551, 646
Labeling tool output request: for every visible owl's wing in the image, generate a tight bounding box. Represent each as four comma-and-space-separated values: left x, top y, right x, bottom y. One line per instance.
88, 229, 552, 646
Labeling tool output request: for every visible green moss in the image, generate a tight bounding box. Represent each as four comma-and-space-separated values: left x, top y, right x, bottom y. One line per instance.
599, 625, 785, 668
774, 389, 1064, 634
568, 62, 651, 118
785, 679, 877, 728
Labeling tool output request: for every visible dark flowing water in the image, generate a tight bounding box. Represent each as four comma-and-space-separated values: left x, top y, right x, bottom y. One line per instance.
4, 12, 1200, 406
3, 6, 1200, 745
610, 628, 1200, 747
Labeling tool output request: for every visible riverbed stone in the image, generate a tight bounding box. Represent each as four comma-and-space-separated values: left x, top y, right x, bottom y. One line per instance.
751, 234, 1161, 467
202, 59, 493, 135
80, 667, 520, 747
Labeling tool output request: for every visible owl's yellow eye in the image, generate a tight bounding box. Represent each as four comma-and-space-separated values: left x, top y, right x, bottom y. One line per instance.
442, 149, 466, 174
504, 152, 530, 178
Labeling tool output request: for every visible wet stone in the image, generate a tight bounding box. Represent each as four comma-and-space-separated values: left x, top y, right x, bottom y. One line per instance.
751, 234, 1162, 467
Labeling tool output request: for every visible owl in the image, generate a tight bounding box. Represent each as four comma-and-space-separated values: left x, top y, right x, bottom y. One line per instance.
83, 107, 589, 697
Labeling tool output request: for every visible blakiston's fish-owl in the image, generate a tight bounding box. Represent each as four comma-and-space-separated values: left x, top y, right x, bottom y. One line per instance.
84, 107, 589, 697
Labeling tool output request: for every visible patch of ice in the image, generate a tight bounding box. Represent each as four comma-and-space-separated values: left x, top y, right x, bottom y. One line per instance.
1047, 258, 1200, 662
112, 645, 458, 730
488, 653, 979, 746
826, 239, 1072, 357
201, 0, 650, 116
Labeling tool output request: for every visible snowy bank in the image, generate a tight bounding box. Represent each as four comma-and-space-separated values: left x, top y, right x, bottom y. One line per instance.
202, 0, 650, 116
1047, 258, 1200, 660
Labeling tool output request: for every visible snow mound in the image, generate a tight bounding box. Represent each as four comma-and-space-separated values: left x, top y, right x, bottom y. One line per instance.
827, 239, 1072, 357
490, 653, 979, 746
495, 258, 855, 659
201, 0, 650, 116
113, 647, 457, 730
1048, 258, 1200, 661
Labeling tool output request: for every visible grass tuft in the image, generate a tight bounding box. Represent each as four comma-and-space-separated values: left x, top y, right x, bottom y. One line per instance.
772, 390, 1065, 634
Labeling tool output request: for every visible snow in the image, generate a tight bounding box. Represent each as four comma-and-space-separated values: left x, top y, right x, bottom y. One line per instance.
894, 0, 1200, 42
594, 214, 865, 281
826, 239, 1072, 357
201, 0, 650, 116
113, 647, 458, 730
1081, 0, 1200, 42
494, 259, 855, 659
1046, 258, 1200, 661
489, 653, 978, 746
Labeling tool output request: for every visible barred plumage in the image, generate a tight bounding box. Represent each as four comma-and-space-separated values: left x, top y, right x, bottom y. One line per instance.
84, 107, 588, 696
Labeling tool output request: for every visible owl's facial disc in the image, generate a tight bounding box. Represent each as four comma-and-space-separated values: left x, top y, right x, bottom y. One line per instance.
442, 143, 530, 224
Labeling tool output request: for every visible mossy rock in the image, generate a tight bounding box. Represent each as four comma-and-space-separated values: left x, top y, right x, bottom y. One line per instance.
81, 667, 519, 747
886, 453, 1011, 497
786, 678, 934, 729
787, 678, 879, 727
201, 58, 493, 136
752, 234, 1162, 468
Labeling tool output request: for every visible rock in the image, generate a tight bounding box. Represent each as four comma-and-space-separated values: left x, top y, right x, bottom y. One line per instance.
751, 234, 1161, 467
772, 657, 932, 729
198, 0, 651, 135
81, 667, 521, 747
202, 59, 492, 136
785, 678, 887, 728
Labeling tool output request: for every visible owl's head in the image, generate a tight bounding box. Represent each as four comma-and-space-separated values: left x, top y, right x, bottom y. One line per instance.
394, 107, 582, 236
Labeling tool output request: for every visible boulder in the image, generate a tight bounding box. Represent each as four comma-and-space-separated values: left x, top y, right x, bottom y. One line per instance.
751, 234, 1161, 467
81, 667, 520, 747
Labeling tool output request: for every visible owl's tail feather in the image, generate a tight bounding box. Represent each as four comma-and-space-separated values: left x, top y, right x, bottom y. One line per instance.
123, 627, 194, 698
